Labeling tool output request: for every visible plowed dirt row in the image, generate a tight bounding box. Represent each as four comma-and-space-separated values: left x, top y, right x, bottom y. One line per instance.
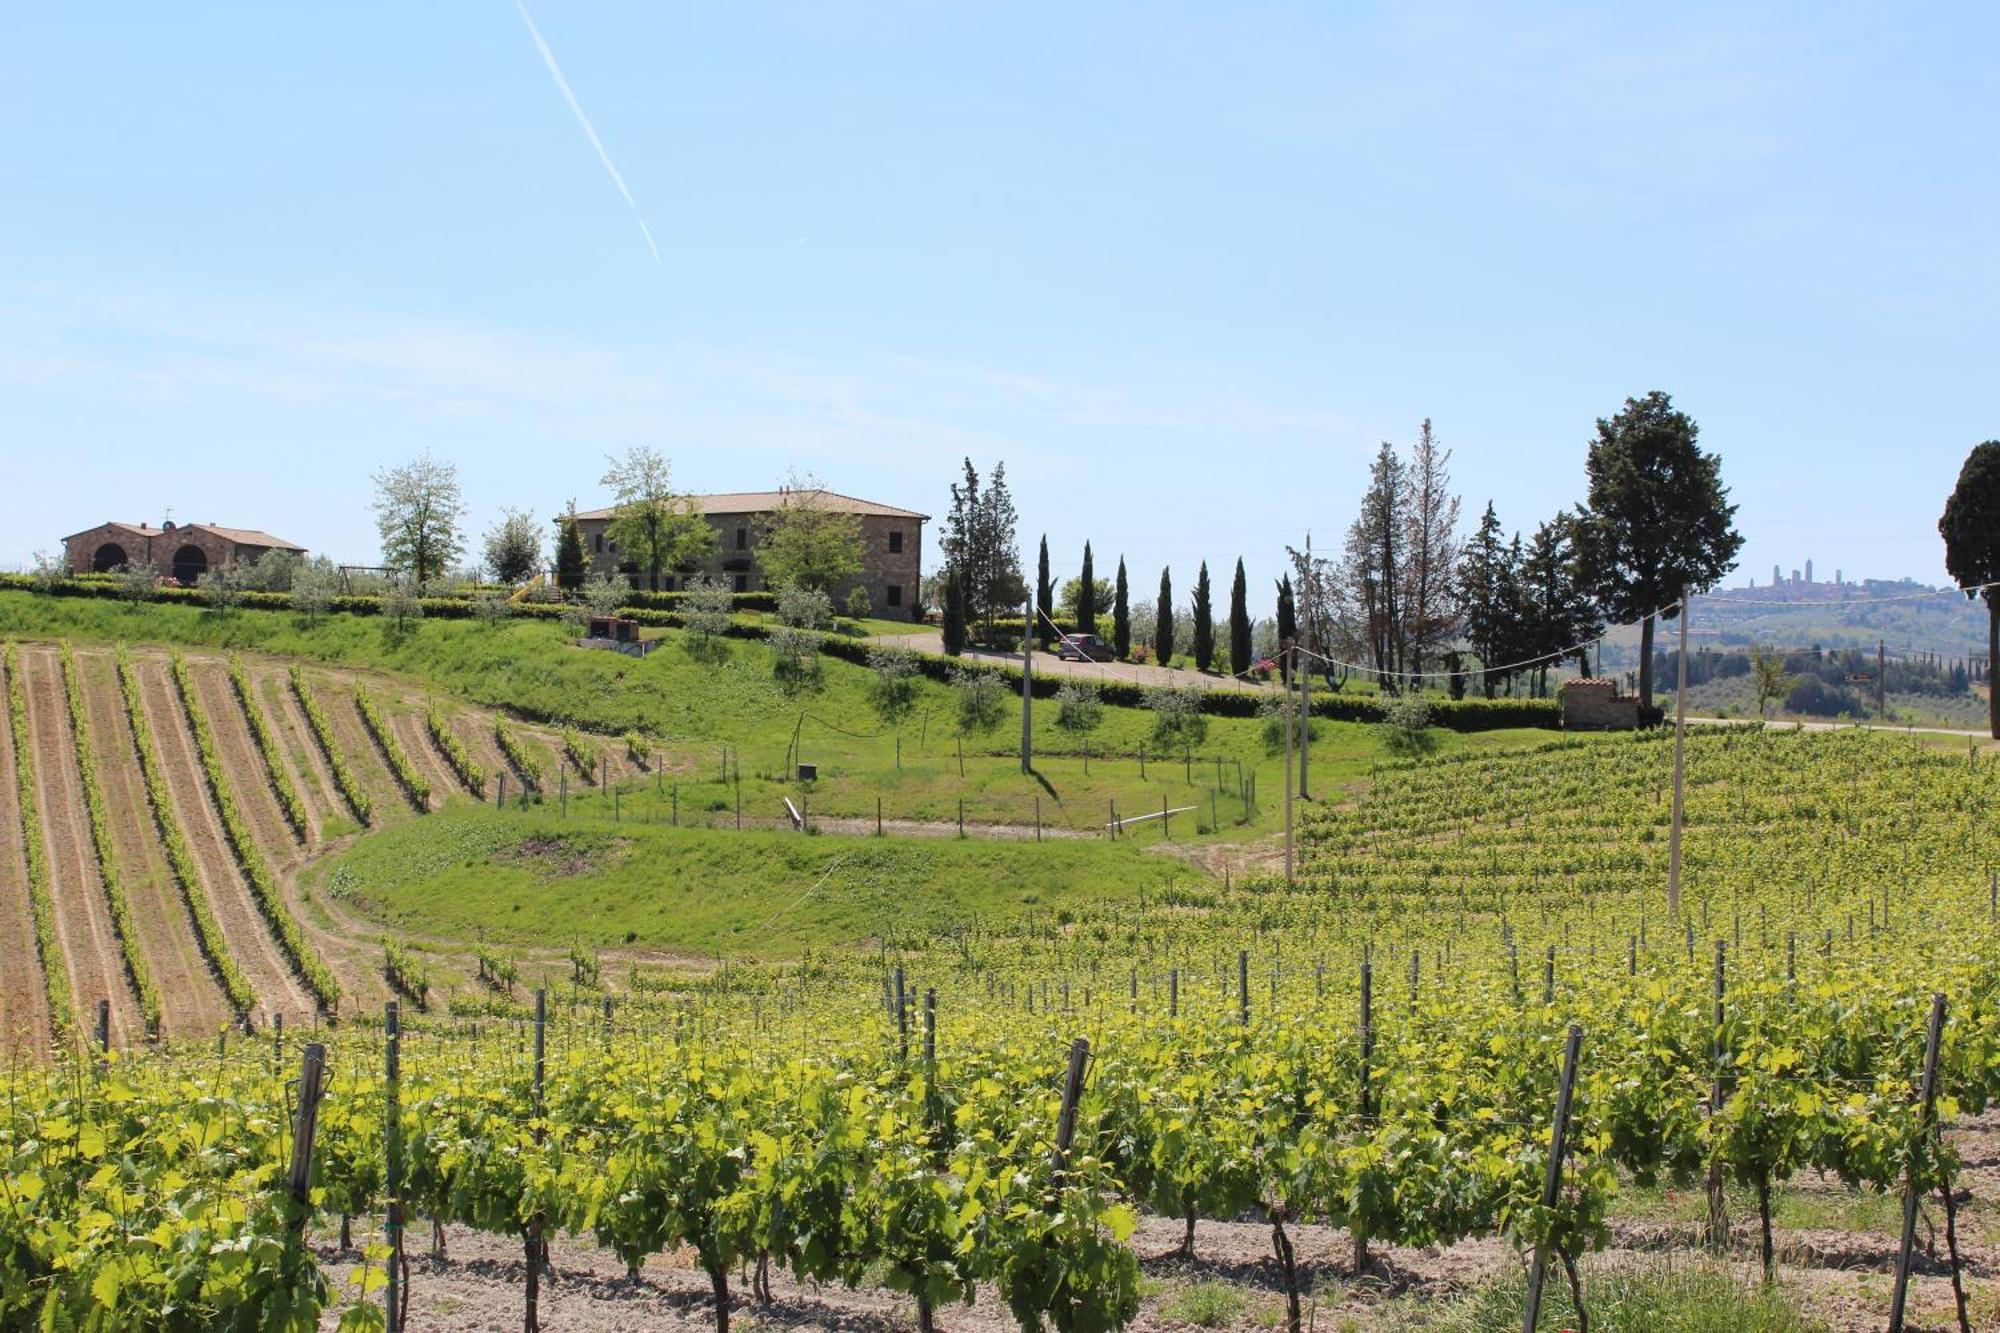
73, 652, 231, 1041
258, 670, 341, 835
18, 647, 142, 1046
453, 714, 514, 803
317, 682, 413, 820
389, 707, 456, 806
132, 658, 316, 1027
187, 658, 305, 867
0, 655, 53, 1051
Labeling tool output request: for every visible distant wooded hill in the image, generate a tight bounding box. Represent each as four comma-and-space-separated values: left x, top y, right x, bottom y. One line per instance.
1601, 577, 1990, 667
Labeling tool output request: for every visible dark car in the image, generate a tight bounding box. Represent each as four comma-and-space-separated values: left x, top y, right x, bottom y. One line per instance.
1054, 633, 1116, 662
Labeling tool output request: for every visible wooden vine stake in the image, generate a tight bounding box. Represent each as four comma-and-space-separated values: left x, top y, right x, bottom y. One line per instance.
285, 1041, 328, 1244
526, 989, 546, 1333
1887, 992, 1947, 1333
385, 1002, 406, 1333
1522, 1023, 1584, 1333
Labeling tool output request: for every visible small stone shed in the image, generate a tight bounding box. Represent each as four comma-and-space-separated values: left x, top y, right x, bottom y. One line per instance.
1559, 678, 1642, 730
62, 520, 307, 585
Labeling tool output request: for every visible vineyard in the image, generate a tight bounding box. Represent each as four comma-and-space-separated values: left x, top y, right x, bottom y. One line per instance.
0, 640, 637, 1047
2, 720, 1997, 1329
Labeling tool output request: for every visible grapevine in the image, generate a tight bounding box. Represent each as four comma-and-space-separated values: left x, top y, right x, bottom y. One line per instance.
290, 665, 373, 825
228, 654, 309, 839
355, 683, 430, 811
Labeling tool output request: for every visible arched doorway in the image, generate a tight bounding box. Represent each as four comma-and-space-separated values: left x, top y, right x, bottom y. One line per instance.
171, 544, 208, 585
91, 543, 128, 573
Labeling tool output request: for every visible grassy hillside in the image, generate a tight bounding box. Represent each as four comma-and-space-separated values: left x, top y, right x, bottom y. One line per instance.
0, 590, 1549, 841
310, 804, 1186, 958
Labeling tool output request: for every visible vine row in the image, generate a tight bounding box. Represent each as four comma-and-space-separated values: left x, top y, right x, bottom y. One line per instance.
226, 656, 307, 841
114, 649, 256, 1019
353, 683, 429, 811
3, 643, 72, 1046
563, 728, 599, 783
382, 936, 432, 1009
57, 642, 160, 1036
494, 718, 543, 789
172, 653, 341, 1013
425, 706, 486, 797
289, 666, 372, 826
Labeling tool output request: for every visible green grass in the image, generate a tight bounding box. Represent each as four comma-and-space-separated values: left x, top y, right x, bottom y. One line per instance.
2, 590, 1551, 844
1158, 1279, 1250, 1327
1613, 1178, 1904, 1234
309, 803, 1199, 957
1381, 1258, 1832, 1333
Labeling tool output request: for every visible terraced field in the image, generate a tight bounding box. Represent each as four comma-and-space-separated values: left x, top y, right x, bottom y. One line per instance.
0, 641, 605, 1052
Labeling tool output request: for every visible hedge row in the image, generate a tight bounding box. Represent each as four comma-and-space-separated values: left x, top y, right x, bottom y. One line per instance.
115, 648, 258, 1018
172, 652, 342, 1012
427, 707, 487, 798
4, 643, 73, 1044
818, 636, 1560, 732
354, 683, 431, 812
227, 656, 308, 841
0, 573, 780, 618
289, 667, 373, 826
58, 642, 162, 1036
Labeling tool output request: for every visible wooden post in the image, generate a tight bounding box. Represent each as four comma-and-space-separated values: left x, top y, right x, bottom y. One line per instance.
1035, 796, 1042, 843
1543, 946, 1555, 1006
1169, 967, 1179, 1017
559, 770, 567, 818
1053, 1038, 1090, 1174
385, 1003, 404, 1333
877, 796, 883, 837
1888, 993, 1948, 1333
497, 772, 506, 807
895, 966, 908, 1063
1668, 586, 1690, 917
1522, 1023, 1584, 1333
672, 784, 678, 827
1021, 598, 1034, 773
958, 798, 965, 838
1237, 950, 1250, 1025
527, 989, 546, 1333
274, 1011, 283, 1073
1162, 791, 1170, 840
96, 998, 110, 1064
1705, 941, 1728, 1250
286, 1041, 327, 1237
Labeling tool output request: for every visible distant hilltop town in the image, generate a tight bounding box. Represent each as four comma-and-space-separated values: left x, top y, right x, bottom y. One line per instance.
1744, 559, 1843, 592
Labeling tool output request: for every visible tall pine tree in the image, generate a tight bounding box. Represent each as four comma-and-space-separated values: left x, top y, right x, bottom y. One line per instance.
1457, 502, 1521, 698
1036, 535, 1055, 649
1228, 558, 1252, 675
1077, 542, 1097, 635
1113, 558, 1131, 660
1155, 567, 1175, 665
555, 508, 586, 592
1191, 561, 1215, 673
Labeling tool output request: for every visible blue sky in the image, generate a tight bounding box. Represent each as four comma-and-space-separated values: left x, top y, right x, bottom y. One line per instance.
3, 2, 1994, 613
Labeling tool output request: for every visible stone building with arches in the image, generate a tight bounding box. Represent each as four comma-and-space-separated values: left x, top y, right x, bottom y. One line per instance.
61, 520, 307, 585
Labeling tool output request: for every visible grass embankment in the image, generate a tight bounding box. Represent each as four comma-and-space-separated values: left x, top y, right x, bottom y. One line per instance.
311, 804, 1194, 958
0, 593, 1548, 842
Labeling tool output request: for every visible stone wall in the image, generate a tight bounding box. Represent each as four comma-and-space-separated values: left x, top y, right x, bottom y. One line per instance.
1560, 679, 1641, 731
579, 509, 924, 621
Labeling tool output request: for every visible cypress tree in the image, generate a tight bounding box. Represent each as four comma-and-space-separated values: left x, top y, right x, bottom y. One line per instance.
1275, 575, 1296, 681
1077, 542, 1097, 635
1192, 561, 1214, 673
1112, 558, 1131, 660
1228, 558, 1251, 675
1155, 567, 1175, 666
1036, 535, 1055, 649
555, 511, 586, 592
942, 568, 968, 656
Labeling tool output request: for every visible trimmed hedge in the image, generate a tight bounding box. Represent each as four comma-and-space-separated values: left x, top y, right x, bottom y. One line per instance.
116, 648, 258, 1018
0, 573, 777, 619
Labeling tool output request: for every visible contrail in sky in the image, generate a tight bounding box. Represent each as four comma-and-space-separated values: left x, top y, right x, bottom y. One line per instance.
513, 0, 664, 269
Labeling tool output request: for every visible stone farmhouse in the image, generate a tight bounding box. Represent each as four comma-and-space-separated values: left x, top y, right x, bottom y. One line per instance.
62, 519, 307, 586
572, 489, 926, 619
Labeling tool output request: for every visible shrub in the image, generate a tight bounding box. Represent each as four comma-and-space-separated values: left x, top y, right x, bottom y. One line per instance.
771, 627, 825, 694
1054, 679, 1103, 740
953, 668, 1007, 734
778, 583, 834, 630
1147, 684, 1208, 751
867, 648, 922, 729
844, 584, 872, 618
1378, 691, 1437, 757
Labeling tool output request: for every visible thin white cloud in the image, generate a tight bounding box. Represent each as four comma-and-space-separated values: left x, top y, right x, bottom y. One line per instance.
512, 0, 664, 270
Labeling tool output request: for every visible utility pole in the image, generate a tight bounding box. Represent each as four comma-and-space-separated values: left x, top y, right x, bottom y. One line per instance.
1283, 638, 1295, 884
1020, 597, 1034, 772
1668, 586, 1690, 918
1299, 532, 1311, 800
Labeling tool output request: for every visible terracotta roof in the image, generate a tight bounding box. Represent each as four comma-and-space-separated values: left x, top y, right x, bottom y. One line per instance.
62, 522, 305, 550
185, 524, 307, 550
574, 489, 927, 522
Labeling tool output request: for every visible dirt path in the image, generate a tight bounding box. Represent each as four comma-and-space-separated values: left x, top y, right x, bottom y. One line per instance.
17, 646, 142, 1046
132, 657, 317, 1028
73, 650, 231, 1041
0, 653, 53, 1053
188, 657, 308, 868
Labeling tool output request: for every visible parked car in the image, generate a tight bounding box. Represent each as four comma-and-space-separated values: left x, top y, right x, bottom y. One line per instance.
1054, 633, 1116, 662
